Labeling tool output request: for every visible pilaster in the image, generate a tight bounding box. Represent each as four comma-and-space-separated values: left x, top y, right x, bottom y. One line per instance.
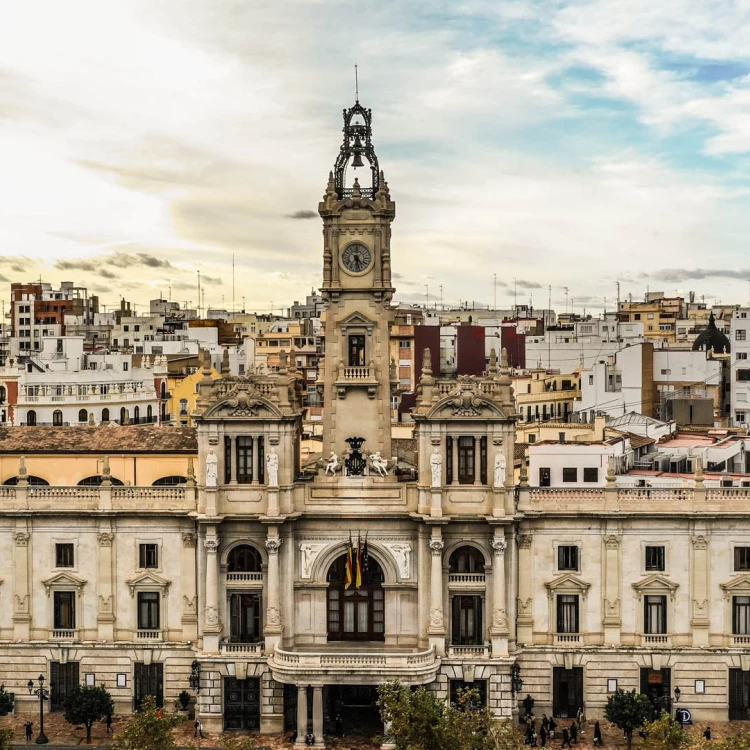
203, 533, 221, 653
181, 532, 199, 640
516, 534, 533, 643
691, 533, 710, 646
602, 533, 622, 645
489, 531, 509, 656
97, 530, 116, 640
428, 530, 445, 654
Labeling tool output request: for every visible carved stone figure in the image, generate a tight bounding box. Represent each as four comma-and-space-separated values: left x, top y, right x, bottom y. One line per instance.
389, 543, 412, 579
300, 543, 326, 579
324, 451, 339, 476
205, 448, 218, 487
369, 451, 388, 476
494, 449, 507, 487
267, 448, 279, 487
430, 448, 443, 488
205, 605, 220, 626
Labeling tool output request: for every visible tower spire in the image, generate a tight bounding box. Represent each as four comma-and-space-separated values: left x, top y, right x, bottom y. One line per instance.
355, 63, 359, 102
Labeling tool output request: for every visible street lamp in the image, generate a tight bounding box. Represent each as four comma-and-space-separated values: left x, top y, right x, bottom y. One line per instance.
511, 663, 523, 695
188, 660, 201, 695
674, 687, 681, 722
27, 675, 50, 744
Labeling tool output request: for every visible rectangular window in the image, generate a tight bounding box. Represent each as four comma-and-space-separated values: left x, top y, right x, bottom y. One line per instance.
734, 596, 750, 635
457, 436, 475, 484
224, 435, 232, 483
645, 546, 665, 571
446, 439, 453, 485
348, 335, 366, 367
539, 467, 551, 487
53, 591, 76, 629
738, 353, 748, 361
229, 593, 262, 643
735, 547, 750, 571
137, 592, 160, 630
480, 436, 487, 485
558, 546, 579, 571
451, 595, 483, 645
398, 340, 411, 348
738, 370, 750, 382
583, 467, 598, 483
562, 467, 577, 483
236, 436, 253, 483
139, 543, 158, 569
556, 594, 579, 633
737, 330, 747, 341
644, 595, 667, 634
56, 543, 74, 568
737, 412, 747, 424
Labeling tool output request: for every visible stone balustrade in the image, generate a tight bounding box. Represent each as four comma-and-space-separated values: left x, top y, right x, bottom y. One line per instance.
446, 644, 491, 659
0, 485, 195, 511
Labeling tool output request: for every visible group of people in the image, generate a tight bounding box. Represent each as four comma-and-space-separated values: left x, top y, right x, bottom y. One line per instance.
524, 708, 603, 748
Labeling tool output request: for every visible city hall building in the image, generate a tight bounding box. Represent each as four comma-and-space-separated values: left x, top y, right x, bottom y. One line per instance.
1, 100, 750, 745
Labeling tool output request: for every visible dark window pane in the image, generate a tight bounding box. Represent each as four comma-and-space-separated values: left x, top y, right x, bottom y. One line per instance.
562, 467, 577, 483
645, 546, 665, 572
137, 592, 160, 629
56, 543, 74, 568
583, 467, 598, 483
139, 544, 158, 569
53, 591, 76, 629
236, 436, 253, 484
558, 546, 578, 571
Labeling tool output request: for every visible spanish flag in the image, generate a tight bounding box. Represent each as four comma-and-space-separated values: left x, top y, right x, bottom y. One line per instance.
344, 533, 354, 589
355, 533, 363, 589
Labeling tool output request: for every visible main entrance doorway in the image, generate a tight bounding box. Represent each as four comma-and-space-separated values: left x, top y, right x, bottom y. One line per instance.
553, 667, 583, 719
640, 668, 672, 714
50, 662, 79, 712
326, 685, 382, 737
134, 663, 163, 710
224, 677, 260, 730
730, 670, 750, 721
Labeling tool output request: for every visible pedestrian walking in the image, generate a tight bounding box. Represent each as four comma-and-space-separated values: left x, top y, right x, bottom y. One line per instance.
194, 719, 203, 738
593, 721, 602, 746
570, 721, 578, 744
561, 727, 572, 748
549, 717, 557, 740
24, 721, 33, 742
704, 727, 712, 741
106, 713, 113, 733
540, 724, 548, 747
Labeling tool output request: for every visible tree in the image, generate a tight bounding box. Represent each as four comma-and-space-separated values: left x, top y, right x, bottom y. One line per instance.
0, 685, 14, 716
0, 728, 13, 750
111, 695, 181, 750
604, 689, 654, 750
63, 685, 114, 744
489, 719, 526, 750
640, 713, 691, 750
721, 726, 750, 750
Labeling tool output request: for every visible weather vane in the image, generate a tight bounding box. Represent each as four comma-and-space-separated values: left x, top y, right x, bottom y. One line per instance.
355, 63, 359, 102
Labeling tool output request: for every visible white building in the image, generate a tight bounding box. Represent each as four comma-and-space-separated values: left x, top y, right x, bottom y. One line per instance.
731, 308, 750, 427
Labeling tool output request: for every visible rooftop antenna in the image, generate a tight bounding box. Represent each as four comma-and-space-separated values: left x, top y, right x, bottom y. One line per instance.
232, 254, 235, 314
355, 63, 359, 102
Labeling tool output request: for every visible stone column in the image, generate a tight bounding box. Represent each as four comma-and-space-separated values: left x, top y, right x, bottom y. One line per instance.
474, 436, 482, 485
428, 533, 445, 654
252, 436, 260, 484
295, 685, 308, 747
602, 534, 622, 645
451, 437, 459, 485
516, 534, 533, 644
97, 531, 115, 641
230, 436, 237, 483
264, 532, 283, 652
312, 686, 324, 747
691, 534, 710, 646
203, 534, 221, 652
489, 533, 509, 656
13, 528, 31, 640
181, 532, 198, 640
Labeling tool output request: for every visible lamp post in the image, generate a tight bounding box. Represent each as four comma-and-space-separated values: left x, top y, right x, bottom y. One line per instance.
674, 687, 681, 723
27, 675, 50, 744
188, 660, 201, 695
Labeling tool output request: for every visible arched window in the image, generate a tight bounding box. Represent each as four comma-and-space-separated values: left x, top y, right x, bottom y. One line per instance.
449, 546, 485, 574
78, 475, 124, 486
147, 405, 153, 421
53, 410, 63, 426
0, 385, 6, 404
327, 553, 384, 641
120, 407, 128, 424
152, 476, 187, 486
78, 409, 88, 423
134, 406, 140, 422
102, 408, 110, 422
26, 410, 37, 426
3, 475, 49, 486
227, 545, 263, 573
160, 382, 167, 399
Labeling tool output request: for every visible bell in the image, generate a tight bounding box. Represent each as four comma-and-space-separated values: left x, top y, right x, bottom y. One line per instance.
351, 151, 364, 168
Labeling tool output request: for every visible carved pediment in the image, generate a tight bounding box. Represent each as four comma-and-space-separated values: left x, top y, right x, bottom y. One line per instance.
632, 574, 679, 600
338, 311, 376, 333
544, 573, 591, 599
203, 388, 283, 420
126, 571, 171, 596
42, 572, 87, 596
427, 390, 507, 420
720, 574, 750, 599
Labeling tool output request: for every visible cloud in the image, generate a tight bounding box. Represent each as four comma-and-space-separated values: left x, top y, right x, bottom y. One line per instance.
285, 209, 317, 219
649, 267, 750, 283
0, 274, 9, 282
108, 252, 172, 269
515, 279, 543, 289
0, 255, 29, 274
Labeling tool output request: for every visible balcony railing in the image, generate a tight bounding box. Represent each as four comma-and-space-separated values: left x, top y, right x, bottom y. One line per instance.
51, 629, 77, 640
643, 634, 670, 645
732, 635, 750, 646
136, 629, 162, 640
554, 633, 581, 644
448, 573, 486, 585
446, 644, 491, 658
226, 572, 263, 583
221, 640, 265, 654
341, 366, 372, 380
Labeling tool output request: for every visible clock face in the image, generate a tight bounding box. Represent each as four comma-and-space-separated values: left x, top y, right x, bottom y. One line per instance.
341, 243, 372, 274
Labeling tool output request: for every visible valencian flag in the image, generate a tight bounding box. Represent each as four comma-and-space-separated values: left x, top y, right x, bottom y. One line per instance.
344, 533, 354, 590
355, 533, 363, 589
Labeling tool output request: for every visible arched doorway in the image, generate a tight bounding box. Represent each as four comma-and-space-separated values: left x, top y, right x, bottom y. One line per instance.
327, 553, 384, 641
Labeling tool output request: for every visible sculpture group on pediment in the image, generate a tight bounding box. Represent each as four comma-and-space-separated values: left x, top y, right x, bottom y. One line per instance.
369, 451, 389, 476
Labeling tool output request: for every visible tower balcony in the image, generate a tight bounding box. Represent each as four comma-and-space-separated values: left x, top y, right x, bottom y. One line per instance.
335, 365, 380, 399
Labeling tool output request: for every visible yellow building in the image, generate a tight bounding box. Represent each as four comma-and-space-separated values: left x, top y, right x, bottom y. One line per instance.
618, 296, 684, 343
168, 365, 221, 426
513, 369, 581, 424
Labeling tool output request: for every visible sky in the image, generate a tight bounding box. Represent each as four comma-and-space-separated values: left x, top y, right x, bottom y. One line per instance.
1, 0, 750, 316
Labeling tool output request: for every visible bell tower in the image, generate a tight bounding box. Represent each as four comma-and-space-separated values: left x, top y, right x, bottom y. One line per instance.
318, 99, 396, 463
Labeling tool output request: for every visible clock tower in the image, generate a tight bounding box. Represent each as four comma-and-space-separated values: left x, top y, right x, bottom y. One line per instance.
318, 99, 396, 463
